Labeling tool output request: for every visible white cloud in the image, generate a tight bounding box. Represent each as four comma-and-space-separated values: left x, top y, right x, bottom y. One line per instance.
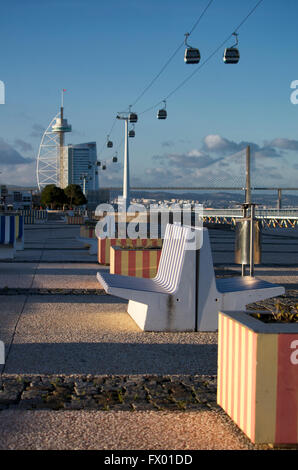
142, 134, 298, 187
0, 138, 33, 165
270, 138, 298, 151
0, 161, 37, 186
13, 139, 33, 153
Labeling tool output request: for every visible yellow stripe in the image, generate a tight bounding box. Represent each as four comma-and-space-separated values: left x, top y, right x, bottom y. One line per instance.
121, 250, 129, 276
227, 318, 233, 416
110, 247, 115, 274
239, 325, 246, 430
233, 321, 240, 424
246, 330, 254, 439
106, 239, 111, 264
217, 314, 222, 405
15, 216, 19, 238
149, 251, 156, 278
135, 250, 143, 277
254, 334, 278, 444
221, 315, 227, 410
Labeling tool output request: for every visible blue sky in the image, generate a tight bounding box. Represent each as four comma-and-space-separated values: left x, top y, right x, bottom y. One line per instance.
0, 0, 298, 189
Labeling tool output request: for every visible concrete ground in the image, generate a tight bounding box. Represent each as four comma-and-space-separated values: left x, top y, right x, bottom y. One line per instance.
0, 220, 297, 450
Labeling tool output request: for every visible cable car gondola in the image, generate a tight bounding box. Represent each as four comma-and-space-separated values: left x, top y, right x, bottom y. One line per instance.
129, 112, 138, 123
223, 32, 240, 64
112, 152, 118, 163
129, 129, 135, 138
102, 164, 106, 170
157, 100, 167, 120
184, 33, 200, 64
96, 161, 101, 167
107, 135, 113, 148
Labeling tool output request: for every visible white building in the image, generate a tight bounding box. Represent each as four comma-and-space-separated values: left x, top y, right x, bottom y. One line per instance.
61, 142, 99, 192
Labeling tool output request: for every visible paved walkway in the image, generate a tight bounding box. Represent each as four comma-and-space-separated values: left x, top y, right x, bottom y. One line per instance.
0, 221, 297, 450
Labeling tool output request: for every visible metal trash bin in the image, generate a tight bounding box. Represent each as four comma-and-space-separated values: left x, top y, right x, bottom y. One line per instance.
235, 219, 262, 265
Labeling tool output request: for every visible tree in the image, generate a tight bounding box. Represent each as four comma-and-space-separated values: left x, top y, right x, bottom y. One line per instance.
40, 184, 67, 209
64, 184, 87, 207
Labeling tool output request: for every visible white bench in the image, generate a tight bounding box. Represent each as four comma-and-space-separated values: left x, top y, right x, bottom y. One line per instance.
97, 223, 285, 332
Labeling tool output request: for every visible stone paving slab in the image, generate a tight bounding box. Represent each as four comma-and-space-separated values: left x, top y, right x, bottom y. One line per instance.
2, 295, 217, 376
0, 263, 106, 289
0, 296, 27, 374
0, 263, 38, 288
0, 409, 264, 450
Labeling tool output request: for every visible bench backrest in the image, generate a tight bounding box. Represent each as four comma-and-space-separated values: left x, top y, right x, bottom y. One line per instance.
154, 224, 190, 293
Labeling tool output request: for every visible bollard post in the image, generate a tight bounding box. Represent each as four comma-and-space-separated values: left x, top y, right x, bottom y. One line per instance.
249, 204, 256, 277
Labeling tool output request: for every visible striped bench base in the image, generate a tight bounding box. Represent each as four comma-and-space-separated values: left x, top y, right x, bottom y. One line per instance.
98, 238, 163, 265
217, 311, 298, 445
110, 246, 161, 278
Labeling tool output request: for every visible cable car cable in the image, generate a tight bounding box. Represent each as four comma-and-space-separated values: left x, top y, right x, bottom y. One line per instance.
96, 0, 215, 153
130, 0, 215, 108
139, 0, 264, 114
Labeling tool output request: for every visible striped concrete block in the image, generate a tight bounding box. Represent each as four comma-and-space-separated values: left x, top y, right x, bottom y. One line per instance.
67, 216, 85, 225
21, 210, 47, 221
217, 311, 298, 445
14, 215, 24, 250
97, 238, 163, 265
110, 246, 162, 278
0, 215, 15, 245
80, 225, 96, 239
23, 215, 35, 224
0, 215, 16, 259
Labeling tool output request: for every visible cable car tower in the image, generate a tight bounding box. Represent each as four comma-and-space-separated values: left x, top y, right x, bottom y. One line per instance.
116, 107, 138, 212
36, 89, 72, 190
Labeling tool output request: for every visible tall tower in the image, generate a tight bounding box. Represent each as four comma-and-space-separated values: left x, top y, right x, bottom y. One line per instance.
36, 90, 72, 190
51, 89, 72, 188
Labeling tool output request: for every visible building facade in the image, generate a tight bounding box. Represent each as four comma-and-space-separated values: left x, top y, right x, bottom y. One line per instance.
61, 142, 99, 193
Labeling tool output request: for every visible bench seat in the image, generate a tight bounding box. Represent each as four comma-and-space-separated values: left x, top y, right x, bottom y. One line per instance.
216, 276, 282, 293
97, 272, 168, 295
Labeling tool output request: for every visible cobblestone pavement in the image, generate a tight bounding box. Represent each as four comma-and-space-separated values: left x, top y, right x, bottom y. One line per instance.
0, 374, 217, 412
0, 287, 106, 295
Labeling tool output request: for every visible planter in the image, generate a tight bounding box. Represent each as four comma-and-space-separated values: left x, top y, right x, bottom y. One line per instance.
23, 215, 35, 224
110, 246, 162, 278
79, 225, 96, 239
66, 216, 84, 225
97, 237, 162, 265
217, 310, 298, 445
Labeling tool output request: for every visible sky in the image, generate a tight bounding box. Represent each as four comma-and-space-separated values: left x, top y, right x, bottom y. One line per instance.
0, 0, 298, 191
